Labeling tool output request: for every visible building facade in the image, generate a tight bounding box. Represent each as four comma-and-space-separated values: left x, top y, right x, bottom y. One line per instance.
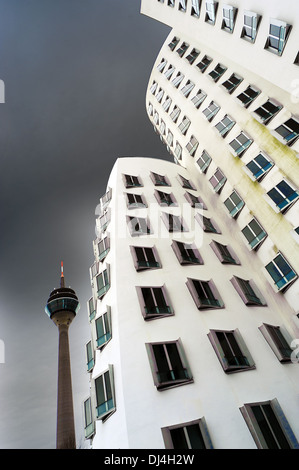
82, 0, 299, 449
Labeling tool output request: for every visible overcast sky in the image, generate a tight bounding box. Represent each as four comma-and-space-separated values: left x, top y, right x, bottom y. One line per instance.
0, 0, 170, 449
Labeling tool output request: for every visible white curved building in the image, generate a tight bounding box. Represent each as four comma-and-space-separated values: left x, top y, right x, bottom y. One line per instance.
83, 156, 299, 449
82, 0, 299, 450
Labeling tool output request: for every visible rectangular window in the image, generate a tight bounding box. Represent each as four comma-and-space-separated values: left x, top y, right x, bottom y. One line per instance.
164, 64, 175, 79
162, 212, 188, 232
98, 236, 110, 262
224, 190, 244, 218
177, 42, 189, 57
174, 142, 182, 160
265, 19, 292, 56
145, 339, 193, 390
128, 216, 151, 236
184, 191, 206, 209
209, 168, 226, 193
236, 85, 260, 108
187, 278, 223, 309
170, 105, 181, 122
181, 80, 195, 97
252, 99, 282, 124
208, 63, 227, 82
162, 418, 213, 449
210, 240, 239, 264
241, 11, 260, 43
172, 240, 203, 265
96, 266, 110, 299
222, 73, 243, 94
150, 81, 158, 95
230, 276, 265, 306
99, 188, 112, 213
265, 253, 297, 291
215, 115, 235, 137
126, 193, 147, 209
97, 210, 111, 233
205, 0, 218, 25
229, 132, 253, 156
166, 130, 173, 147
266, 180, 299, 213
86, 341, 94, 372
178, 174, 196, 190
202, 101, 220, 121
137, 286, 173, 320
83, 397, 94, 439
196, 55, 212, 73
123, 174, 142, 188
156, 87, 164, 103
197, 150, 212, 173
244, 152, 273, 181
196, 214, 220, 233
162, 95, 172, 112
168, 36, 179, 50
172, 72, 185, 88
155, 190, 177, 206
94, 366, 115, 421
259, 323, 293, 363
241, 218, 267, 250
150, 172, 170, 186
191, 89, 207, 108
157, 58, 167, 72
95, 308, 112, 349
240, 399, 299, 449
221, 4, 237, 33
130, 246, 161, 271
273, 117, 299, 146
191, 0, 201, 18
186, 135, 199, 156
208, 329, 255, 372
88, 297, 96, 321
186, 48, 200, 64
178, 115, 191, 134
178, 0, 187, 12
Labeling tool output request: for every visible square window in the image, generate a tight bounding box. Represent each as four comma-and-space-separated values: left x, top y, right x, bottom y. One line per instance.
221, 4, 237, 33
265, 19, 292, 56
208, 63, 227, 82
161, 417, 213, 449
95, 308, 112, 349
94, 366, 116, 421
214, 115, 235, 137
210, 240, 239, 264
172, 240, 203, 265
127, 216, 151, 236
145, 339, 193, 390
208, 329, 255, 372
266, 179, 299, 213
123, 174, 143, 188
177, 42, 189, 57
241, 11, 261, 43
202, 101, 220, 121
196, 55, 212, 73
197, 150, 212, 173
191, 89, 207, 108
241, 218, 267, 250
130, 246, 161, 271
252, 99, 282, 124
155, 189, 177, 206
187, 278, 223, 309
259, 323, 293, 363
162, 212, 188, 232
224, 190, 244, 218
240, 399, 299, 448
229, 132, 253, 156
265, 253, 297, 291
244, 152, 273, 181
186, 48, 200, 64
230, 276, 265, 306
222, 74, 243, 94
137, 286, 173, 320
126, 192, 147, 209
273, 117, 299, 146
236, 85, 260, 108
209, 168, 226, 193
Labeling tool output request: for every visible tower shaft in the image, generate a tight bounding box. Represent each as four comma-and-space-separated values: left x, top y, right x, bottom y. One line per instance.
56, 322, 76, 449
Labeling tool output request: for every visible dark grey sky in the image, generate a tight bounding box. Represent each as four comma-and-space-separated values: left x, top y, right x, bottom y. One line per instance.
0, 0, 170, 449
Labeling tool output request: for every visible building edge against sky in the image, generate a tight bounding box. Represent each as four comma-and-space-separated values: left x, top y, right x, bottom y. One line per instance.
81, 0, 299, 449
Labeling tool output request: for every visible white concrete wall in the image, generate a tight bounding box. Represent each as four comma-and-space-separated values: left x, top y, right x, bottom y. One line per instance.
88, 157, 299, 449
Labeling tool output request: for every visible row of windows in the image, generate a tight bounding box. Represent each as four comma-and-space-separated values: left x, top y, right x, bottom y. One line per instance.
157, 0, 297, 62
84, 334, 298, 447
162, 35, 299, 144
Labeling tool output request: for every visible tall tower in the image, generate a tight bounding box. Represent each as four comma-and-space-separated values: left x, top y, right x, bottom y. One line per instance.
45, 262, 80, 449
